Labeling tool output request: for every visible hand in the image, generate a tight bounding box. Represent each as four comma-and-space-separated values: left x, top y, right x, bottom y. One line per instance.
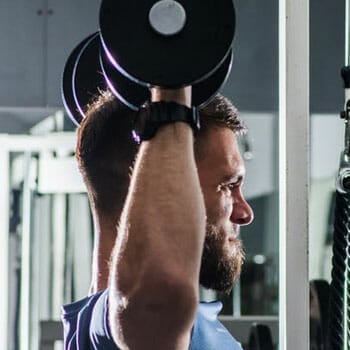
150, 86, 192, 108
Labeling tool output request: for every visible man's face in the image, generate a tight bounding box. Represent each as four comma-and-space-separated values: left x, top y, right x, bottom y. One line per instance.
196, 127, 254, 293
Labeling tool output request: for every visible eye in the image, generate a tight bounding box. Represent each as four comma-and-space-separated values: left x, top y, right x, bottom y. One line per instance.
218, 178, 242, 194
226, 180, 241, 191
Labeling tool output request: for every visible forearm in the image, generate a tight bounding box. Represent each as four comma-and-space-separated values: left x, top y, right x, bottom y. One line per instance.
118, 124, 205, 286
109, 89, 206, 349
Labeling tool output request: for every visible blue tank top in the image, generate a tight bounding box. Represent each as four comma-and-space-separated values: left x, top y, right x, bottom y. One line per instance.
62, 289, 242, 349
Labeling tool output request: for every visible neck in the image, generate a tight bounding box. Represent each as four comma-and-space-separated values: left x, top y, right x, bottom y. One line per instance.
89, 211, 120, 295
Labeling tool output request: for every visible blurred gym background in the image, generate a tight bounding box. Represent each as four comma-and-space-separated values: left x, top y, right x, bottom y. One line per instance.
0, 0, 344, 348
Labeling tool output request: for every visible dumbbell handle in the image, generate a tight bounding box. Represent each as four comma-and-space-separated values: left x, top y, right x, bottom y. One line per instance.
150, 86, 191, 107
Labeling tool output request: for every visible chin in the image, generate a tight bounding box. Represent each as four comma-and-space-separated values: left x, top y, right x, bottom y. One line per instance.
199, 223, 244, 294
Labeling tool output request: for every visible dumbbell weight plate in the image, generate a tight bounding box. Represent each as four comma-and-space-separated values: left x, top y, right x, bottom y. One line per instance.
192, 50, 232, 107
72, 32, 107, 120
99, 0, 235, 88
101, 46, 232, 109
63, 32, 232, 126
63, 32, 149, 123
99, 44, 150, 110
61, 33, 95, 126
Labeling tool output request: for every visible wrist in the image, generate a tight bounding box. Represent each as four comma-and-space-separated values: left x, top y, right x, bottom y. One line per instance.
132, 101, 200, 143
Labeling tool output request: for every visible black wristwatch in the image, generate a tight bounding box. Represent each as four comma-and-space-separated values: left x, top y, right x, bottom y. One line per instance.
132, 101, 200, 143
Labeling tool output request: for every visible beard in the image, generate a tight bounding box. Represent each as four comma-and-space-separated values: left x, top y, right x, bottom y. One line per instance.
199, 222, 244, 294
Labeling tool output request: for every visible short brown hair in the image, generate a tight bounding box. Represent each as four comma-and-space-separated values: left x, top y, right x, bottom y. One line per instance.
199, 94, 246, 135
194, 94, 246, 161
76, 91, 245, 217
76, 90, 138, 217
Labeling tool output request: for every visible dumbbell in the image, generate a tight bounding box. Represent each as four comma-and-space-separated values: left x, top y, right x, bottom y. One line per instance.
62, 0, 236, 126
62, 33, 98, 126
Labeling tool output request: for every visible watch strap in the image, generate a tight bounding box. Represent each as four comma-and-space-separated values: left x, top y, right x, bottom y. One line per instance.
132, 101, 200, 143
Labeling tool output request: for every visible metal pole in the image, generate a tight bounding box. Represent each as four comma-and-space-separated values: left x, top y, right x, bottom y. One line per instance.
279, 0, 310, 349
19, 152, 34, 350
0, 145, 10, 350
346, 0, 349, 66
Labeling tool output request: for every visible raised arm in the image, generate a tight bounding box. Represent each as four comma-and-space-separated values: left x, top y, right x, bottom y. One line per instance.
108, 87, 206, 349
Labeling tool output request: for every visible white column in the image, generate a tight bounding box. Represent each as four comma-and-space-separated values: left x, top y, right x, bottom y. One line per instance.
51, 194, 67, 316
19, 153, 35, 350
279, 0, 310, 349
0, 144, 9, 350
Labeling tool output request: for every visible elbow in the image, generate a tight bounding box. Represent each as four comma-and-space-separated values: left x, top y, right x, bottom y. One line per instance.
109, 271, 199, 346
115, 262, 200, 317
130, 271, 199, 319
149, 271, 198, 309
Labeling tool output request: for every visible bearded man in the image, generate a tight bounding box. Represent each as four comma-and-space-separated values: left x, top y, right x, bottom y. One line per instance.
62, 86, 253, 350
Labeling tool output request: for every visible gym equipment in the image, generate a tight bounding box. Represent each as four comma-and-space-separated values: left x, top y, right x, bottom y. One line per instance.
62, 33, 95, 126
62, 0, 236, 125
328, 86, 350, 349
101, 45, 233, 111
72, 33, 107, 122
328, 1, 350, 348
309, 280, 330, 350
247, 323, 274, 350
99, 0, 235, 88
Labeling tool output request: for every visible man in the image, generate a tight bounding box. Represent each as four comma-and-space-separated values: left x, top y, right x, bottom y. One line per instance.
62, 86, 253, 349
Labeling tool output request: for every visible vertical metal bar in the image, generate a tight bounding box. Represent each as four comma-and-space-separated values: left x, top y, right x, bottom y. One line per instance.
279, 0, 310, 349
31, 194, 40, 350
346, 0, 349, 66
345, 3, 350, 347
0, 145, 9, 350
19, 153, 34, 350
51, 194, 67, 316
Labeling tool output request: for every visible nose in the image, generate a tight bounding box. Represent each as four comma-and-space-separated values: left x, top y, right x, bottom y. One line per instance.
230, 195, 254, 226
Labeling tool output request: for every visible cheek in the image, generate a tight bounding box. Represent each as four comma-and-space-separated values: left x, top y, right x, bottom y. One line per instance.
222, 203, 233, 217
205, 193, 232, 223
218, 192, 233, 217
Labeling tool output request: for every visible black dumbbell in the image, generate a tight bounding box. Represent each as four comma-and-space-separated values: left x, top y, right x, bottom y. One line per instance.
62, 33, 97, 126
62, 0, 236, 125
